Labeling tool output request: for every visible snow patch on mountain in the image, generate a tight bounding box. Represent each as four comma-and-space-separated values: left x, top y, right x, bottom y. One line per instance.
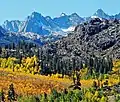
62, 26, 75, 32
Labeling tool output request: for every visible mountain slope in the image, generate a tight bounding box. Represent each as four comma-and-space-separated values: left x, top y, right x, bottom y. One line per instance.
0, 26, 6, 36
0, 26, 62, 46
44, 18, 120, 61
0, 26, 43, 45
2, 20, 23, 32
19, 12, 52, 35
53, 13, 84, 29
45, 16, 60, 29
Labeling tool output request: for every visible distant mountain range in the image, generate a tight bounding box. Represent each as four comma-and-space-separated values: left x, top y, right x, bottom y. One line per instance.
2, 12, 84, 35
1, 9, 120, 45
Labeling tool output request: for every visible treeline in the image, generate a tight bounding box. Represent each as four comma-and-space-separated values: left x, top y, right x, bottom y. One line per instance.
0, 41, 40, 58
0, 41, 113, 76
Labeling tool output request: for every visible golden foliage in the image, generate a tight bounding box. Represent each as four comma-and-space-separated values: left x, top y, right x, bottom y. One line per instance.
0, 56, 40, 74
0, 70, 67, 96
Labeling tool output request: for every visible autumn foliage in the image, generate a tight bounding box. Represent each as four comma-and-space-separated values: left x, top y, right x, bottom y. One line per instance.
0, 56, 40, 74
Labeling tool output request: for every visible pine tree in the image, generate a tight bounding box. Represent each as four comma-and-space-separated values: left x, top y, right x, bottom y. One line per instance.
8, 84, 16, 102
88, 57, 94, 75
72, 58, 76, 71
44, 92, 48, 102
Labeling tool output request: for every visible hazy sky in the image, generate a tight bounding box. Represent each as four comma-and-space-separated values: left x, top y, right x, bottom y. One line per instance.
0, 0, 120, 23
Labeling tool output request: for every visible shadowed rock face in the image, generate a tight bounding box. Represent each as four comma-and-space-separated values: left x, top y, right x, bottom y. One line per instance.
0, 26, 6, 36
43, 18, 120, 61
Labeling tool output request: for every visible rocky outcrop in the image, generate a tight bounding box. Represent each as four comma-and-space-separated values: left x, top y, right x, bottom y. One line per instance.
44, 18, 120, 61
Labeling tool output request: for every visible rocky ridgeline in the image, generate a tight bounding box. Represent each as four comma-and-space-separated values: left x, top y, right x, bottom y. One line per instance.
44, 18, 120, 61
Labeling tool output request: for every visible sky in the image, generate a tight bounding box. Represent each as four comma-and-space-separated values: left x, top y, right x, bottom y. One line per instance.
0, 0, 120, 24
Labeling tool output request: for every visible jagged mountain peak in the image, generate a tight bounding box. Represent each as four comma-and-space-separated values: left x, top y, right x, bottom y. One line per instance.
96, 9, 105, 14
70, 13, 80, 17
69, 13, 83, 20
93, 9, 111, 19
4, 20, 9, 24
2, 20, 23, 32
31, 11, 42, 18
28, 11, 45, 21
60, 13, 67, 17
19, 11, 62, 35
94, 9, 107, 16
53, 12, 84, 29
45, 16, 52, 20
3, 20, 22, 26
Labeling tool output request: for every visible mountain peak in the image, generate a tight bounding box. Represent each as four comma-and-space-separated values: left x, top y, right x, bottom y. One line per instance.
2, 20, 22, 32
60, 13, 67, 17
94, 9, 106, 16
96, 9, 104, 13
31, 11, 42, 18
45, 16, 52, 20
32, 11, 40, 15
4, 20, 20, 23
71, 13, 79, 16
3, 20, 9, 24
93, 9, 111, 19
70, 13, 80, 18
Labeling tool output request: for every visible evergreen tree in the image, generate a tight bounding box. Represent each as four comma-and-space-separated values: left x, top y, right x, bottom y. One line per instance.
8, 84, 16, 102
